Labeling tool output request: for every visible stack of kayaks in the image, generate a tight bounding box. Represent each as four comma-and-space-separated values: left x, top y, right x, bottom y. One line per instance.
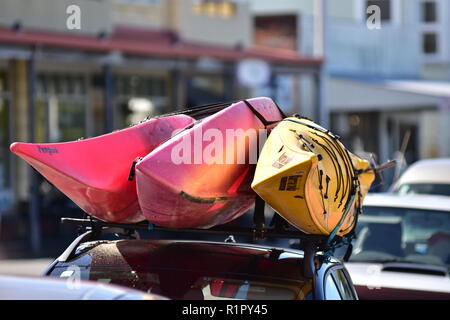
10, 97, 283, 227
11, 98, 374, 236
251, 115, 375, 236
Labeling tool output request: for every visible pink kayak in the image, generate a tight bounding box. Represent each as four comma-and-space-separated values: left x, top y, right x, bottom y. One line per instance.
10, 115, 195, 223
135, 97, 284, 228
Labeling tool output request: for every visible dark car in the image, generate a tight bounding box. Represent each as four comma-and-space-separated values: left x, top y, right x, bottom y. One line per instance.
43, 229, 358, 300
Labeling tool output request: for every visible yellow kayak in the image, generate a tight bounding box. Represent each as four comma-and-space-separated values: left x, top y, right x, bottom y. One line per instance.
251, 116, 375, 236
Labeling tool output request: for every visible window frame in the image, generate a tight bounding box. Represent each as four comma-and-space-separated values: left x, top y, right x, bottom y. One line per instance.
417, 0, 447, 62
421, 1, 438, 23
422, 32, 438, 55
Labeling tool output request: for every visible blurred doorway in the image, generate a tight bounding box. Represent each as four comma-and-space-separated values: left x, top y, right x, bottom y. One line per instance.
384, 113, 419, 164
381, 112, 419, 188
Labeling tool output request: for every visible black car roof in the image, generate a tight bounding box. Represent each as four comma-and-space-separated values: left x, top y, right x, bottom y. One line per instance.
66, 238, 340, 268
55, 239, 330, 284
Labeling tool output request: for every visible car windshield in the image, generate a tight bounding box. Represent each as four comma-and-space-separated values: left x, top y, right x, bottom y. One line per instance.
397, 183, 450, 197
349, 206, 450, 268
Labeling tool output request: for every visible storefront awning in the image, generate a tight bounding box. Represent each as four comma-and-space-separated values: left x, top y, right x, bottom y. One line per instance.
0, 25, 322, 68
328, 76, 445, 112
374, 80, 450, 99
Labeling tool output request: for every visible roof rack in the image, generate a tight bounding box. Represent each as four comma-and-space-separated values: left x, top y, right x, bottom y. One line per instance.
61, 216, 329, 244
60, 216, 336, 280
60, 196, 352, 280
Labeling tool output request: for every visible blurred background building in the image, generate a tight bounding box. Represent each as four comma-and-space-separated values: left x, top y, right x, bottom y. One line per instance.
0, 0, 449, 255
251, 0, 450, 168
0, 0, 323, 254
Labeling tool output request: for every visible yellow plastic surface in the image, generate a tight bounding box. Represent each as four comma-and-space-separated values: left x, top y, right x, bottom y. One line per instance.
251, 117, 375, 236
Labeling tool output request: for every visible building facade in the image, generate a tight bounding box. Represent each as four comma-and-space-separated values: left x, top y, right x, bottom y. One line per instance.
250, 0, 450, 182
324, 0, 450, 171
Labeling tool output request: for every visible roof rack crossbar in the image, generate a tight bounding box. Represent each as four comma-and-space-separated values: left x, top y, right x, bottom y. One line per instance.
61, 217, 329, 245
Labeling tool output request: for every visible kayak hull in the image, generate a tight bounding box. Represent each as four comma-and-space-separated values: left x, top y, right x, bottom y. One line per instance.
251, 117, 375, 236
136, 97, 284, 228
10, 115, 195, 223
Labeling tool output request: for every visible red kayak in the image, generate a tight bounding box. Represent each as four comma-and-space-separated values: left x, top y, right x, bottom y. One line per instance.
10, 115, 195, 223
136, 97, 284, 228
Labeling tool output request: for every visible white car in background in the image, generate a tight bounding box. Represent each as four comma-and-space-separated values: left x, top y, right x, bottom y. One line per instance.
391, 158, 450, 197
344, 193, 450, 300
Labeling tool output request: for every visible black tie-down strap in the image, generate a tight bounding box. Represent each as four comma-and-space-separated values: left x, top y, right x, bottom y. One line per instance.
178, 101, 235, 118
269, 212, 291, 232
148, 99, 286, 125
243, 100, 285, 127
251, 108, 268, 241
253, 195, 266, 240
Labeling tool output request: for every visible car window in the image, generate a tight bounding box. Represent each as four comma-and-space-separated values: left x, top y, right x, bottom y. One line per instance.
351, 207, 450, 267
397, 183, 450, 197
332, 269, 355, 300
324, 273, 342, 300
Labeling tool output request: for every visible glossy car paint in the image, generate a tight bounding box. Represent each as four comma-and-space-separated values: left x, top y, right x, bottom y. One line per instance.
46, 239, 356, 300
346, 262, 450, 300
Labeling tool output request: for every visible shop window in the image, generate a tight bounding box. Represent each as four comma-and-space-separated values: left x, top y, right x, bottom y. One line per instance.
36, 73, 87, 143
113, 74, 168, 129
186, 74, 226, 107
254, 15, 297, 51
115, 75, 166, 98
37, 74, 86, 97
330, 112, 380, 157
116, 0, 162, 5
193, 1, 237, 18
422, 1, 437, 23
